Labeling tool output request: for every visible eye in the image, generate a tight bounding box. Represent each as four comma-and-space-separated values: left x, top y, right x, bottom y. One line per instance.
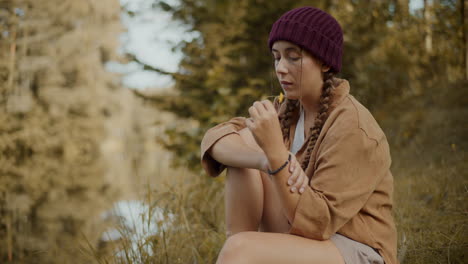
288, 50, 301, 61
288, 53, 301, 61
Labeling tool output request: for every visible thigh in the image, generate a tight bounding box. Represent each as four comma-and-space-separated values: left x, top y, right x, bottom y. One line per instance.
258, 171, 290, 233
238, 128, 290, 233
218, 231, 345, 264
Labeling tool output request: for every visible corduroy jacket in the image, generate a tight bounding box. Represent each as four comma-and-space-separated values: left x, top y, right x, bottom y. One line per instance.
200, 78, 398, 264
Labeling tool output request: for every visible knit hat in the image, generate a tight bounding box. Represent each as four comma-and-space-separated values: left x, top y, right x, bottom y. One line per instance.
268, 6, 343, 73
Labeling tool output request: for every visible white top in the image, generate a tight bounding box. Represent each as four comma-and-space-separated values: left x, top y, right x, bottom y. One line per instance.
290, 107, 305, 154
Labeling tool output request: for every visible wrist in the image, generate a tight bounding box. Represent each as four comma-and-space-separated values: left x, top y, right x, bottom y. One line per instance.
266, 148, 290, 172
253, 151, 266, 170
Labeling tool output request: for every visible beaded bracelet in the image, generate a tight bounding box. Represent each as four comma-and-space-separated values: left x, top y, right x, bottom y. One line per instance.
268, 153, 291, 175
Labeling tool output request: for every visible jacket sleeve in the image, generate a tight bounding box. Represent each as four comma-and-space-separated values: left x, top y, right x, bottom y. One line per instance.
200, 116, 248, 177
200, 96, 282, 177
289, 127, 390, 240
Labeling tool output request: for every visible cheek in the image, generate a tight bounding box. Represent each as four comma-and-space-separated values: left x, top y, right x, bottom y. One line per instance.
303, 64, 322, 82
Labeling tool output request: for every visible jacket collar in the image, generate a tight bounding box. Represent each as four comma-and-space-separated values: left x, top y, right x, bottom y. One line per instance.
279, 78, 350, 151
278, 77, 350, 119
329, 77, 350, 112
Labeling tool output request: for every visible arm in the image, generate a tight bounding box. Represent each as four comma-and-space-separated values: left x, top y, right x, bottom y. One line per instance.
264, 128, 389, 238
245, 100, 389, 239
244, 100, 301, 223
201, 97, 283, 177
287, 128, 390, 240
266, 148, 301, 224
201, 116, 267, 177
208, 131, 265, 170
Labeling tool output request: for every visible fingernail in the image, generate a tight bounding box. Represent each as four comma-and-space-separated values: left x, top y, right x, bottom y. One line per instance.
299, 187, 304, 193
291, 187, 297, 193
288, 180, 292, 185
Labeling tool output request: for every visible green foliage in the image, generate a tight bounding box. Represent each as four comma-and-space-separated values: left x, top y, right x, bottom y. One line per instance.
94, 80, 468, 264
145, 0, 310, 171
0, 0, 142, 263
140, 0, 467, 173
123, 1, 468, 263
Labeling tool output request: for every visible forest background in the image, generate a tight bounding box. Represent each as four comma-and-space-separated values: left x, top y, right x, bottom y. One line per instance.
0, 0, 466, 263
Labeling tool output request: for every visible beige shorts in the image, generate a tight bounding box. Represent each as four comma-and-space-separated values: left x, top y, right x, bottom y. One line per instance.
330, 233, 384, 264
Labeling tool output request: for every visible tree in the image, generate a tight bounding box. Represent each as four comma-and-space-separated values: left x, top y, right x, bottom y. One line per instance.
0, 0, 141, 262
133, 0, 466, 173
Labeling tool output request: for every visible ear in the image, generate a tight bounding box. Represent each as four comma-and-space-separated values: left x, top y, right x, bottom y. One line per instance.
321, 64, 331, 72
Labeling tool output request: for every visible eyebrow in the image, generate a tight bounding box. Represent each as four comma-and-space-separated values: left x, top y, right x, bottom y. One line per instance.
271, 47, 301, 53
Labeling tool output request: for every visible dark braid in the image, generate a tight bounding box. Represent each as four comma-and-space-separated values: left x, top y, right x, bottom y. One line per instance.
300, 71, 335, 171
279, 98, 299, 142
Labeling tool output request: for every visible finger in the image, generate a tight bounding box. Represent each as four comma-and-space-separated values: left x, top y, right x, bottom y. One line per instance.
248, 105, 260, 120
261, 100, 276, 113
253, 102, 268, 118
288, 163, 301, 188
292, 171, 306, 193
289, 154, 296, 173
254, 101, 268, 112
245, 117, 255, 130
299, 175, 309, 194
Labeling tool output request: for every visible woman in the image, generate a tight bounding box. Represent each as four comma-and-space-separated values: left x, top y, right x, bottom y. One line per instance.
200, 6, 398, 264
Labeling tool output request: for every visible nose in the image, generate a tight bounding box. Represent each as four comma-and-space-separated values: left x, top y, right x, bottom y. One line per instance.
275, 58, 288, 75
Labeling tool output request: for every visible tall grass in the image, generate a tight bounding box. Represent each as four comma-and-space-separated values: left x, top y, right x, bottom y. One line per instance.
89, 145, 466, 263
90, 88, 467, 263
90, 166, 226, 264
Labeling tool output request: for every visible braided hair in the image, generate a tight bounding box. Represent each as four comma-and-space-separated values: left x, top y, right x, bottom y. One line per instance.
279, 98, 299, 142
278, 71, 335, 171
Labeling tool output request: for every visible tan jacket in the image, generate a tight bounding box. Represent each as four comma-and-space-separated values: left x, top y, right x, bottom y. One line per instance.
200, 78, 398, 264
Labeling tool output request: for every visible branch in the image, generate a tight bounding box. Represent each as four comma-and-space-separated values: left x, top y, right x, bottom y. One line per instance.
126, 53, 174, 76
131, 88, 164, 102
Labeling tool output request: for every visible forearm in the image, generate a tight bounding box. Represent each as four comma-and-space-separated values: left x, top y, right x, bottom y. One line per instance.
267, 149, 301, 223
208, 133, 264, 170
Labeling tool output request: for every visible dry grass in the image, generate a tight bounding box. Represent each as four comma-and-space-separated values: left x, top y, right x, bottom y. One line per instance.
87, 77, 468, 264
393, 148, 467, 263
93, 114, 467, 263
92, 166, 226, 264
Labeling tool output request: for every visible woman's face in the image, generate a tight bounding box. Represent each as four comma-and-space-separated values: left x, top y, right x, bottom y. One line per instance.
271, 41, 330, 102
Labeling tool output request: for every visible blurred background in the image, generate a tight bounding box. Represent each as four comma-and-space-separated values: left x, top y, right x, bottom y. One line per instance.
0, 0, 466, 263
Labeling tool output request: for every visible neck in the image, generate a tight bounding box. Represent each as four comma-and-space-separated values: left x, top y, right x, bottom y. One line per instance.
300, 100, 319, 116
298, 78, 324, 117
299, 93, 320, 123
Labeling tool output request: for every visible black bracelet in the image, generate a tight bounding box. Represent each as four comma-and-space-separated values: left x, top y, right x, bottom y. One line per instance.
268, 153, 291, 175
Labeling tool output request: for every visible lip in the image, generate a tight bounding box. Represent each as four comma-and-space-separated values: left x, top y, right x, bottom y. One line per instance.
281, 81, 293, 90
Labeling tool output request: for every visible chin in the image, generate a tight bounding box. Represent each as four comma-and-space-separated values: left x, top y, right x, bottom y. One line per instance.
284, 92, 300, 100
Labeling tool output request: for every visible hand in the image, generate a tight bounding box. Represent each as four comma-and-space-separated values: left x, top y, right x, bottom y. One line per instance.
245, 100, 285, 157
287, 154, 309, 194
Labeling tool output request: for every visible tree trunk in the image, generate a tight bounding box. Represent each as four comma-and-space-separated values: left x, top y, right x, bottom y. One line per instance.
462, 0, 467, 80
424, 0, 433, 53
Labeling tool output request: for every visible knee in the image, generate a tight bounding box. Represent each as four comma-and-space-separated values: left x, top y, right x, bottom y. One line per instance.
217, 232, 255, 264
226, 166, 253, 179
226, 165, 259, 178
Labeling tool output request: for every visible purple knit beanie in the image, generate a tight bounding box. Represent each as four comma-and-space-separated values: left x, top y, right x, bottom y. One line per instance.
268, 6, 343, 73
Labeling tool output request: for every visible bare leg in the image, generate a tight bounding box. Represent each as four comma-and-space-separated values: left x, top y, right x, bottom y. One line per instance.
258, 171, 291, 233
224, 166, 264, 236
224, 128, 289, 236
221, 129, 343, 264
216, 232, 345, 264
